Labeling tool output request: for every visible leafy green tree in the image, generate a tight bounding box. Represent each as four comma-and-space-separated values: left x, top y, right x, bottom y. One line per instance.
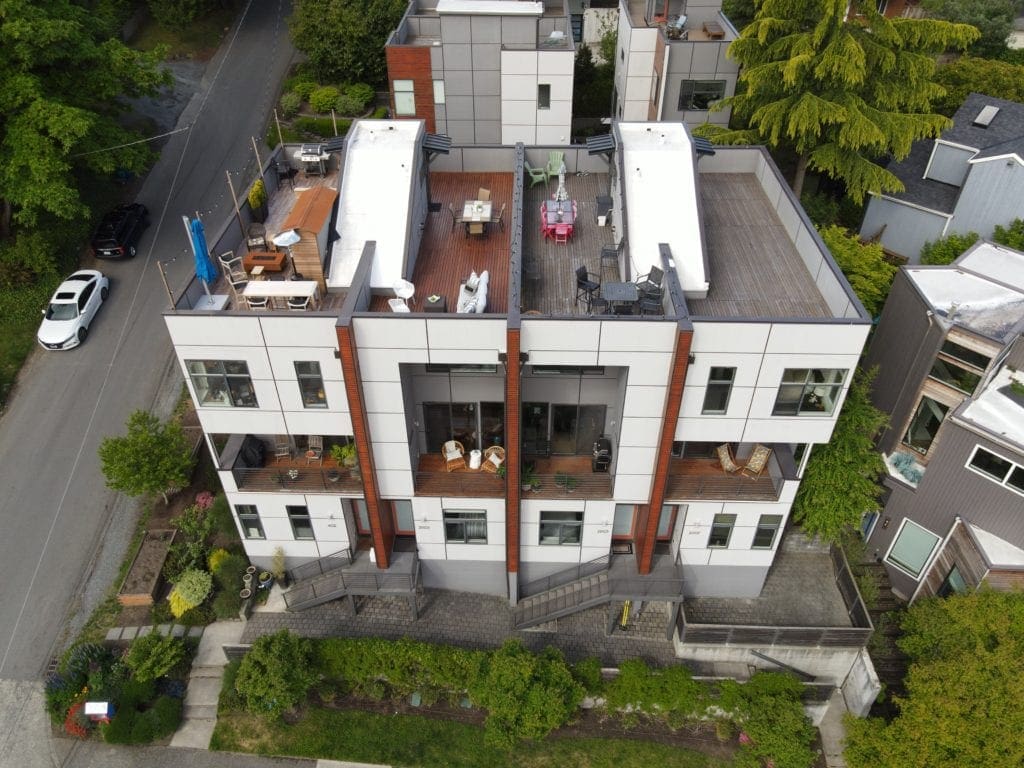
235, 630, 317, 719
933, 56, 1024, 115
723, 0, 757, 31
919, 230, 979, 264
921, 0, 1016, 59
820, 225, 898, 317
993, 217, 1024, 250
168, 568, 212, 618
289, 0, 408, 86
147, 0, 219, 31
792, 368, 888, 543
705, 0, 978, 201
719, 673, 818, 768
845, 591, 1024, 768
98, 410, 194, 505
0, 1, 169, 241
125, 634, 187, 682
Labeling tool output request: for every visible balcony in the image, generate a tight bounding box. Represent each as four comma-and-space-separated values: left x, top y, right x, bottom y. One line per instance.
665, 453, 784, 501
413, 454, 613, 499
223, 434, 363, 495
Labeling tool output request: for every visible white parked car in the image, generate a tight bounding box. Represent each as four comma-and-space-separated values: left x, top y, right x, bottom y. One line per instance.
37, 270, 110, 350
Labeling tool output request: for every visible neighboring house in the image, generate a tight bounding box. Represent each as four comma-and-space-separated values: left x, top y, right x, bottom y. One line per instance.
613, 0, 740, 127
859, 93, 1024, 263
163, 120, 873, 670
384, 0, 575, 145
864, 241, 1024, 602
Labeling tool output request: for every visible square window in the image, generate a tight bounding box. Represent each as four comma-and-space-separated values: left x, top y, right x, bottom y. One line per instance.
885, 520, 940, 578
678, 80, 726, 111
752, 514, 783, 549
287, 505, 315, 540
539, 511, 583, 545
538, 84, 551, 110
968, 446, 1012, 482
186, 359, 257, 408
772, 368, 847, 416
708, 514, 736, 548
443, 510, 487, 543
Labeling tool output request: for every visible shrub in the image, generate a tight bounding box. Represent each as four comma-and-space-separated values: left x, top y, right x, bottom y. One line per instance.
130, 712, 155, 743
572, 657, 604, 695
292, 115, 350, 138
993, 217, 1024, 251
372, 106, 389, 119
45, 673, 81, 725
208, 492, 238, 538
605, 659, 705, 727
168, 569, 213, 619
718, 673, 816, 768
345, 82, 376, 109
101, 709, 136, 744
920, 231, 978, 265
212, 552, 249, 591
149, 695, 183, 738
171, 504, 215, 572
207, 547, 230, 573
64, 701, 91, 739
219, 659, 244, 712
280, 90, 302, 118
235, 630, 317, 718
470, 640, 583, 749
290, 79, 318, 101
334, 93, 364, 116
125, 634, 188, 682
212, 588, 243, 619
309, 85, 341, 114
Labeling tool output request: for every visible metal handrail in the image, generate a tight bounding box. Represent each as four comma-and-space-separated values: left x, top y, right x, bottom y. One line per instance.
283, 551, 419, 610
288, 549, 353, 584
234, 466, 363, 494
519, 554, 611, 598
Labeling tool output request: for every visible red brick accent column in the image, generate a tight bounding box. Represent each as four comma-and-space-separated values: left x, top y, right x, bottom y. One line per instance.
504, 330, 522, 575
336, 324, 393, 568
636, 327, 694, 574
385, 47, 436, 133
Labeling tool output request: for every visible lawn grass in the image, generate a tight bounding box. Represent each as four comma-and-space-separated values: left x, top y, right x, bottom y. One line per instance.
132, 4, 239, 59
211, 708, 729, 768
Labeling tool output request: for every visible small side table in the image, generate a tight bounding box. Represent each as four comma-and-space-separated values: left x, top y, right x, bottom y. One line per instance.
469, 449, 482, 470
424, 294, 447, 313
250, 265, 265, 281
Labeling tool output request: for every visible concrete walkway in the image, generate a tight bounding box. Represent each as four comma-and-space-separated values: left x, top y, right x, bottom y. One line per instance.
818, 690, 849, 768
170, 620, 244, 749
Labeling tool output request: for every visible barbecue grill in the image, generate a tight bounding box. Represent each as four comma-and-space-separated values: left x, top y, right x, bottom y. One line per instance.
592, 436, 612, 472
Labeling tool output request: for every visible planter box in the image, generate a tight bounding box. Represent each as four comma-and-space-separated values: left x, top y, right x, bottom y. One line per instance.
117, 529, 176, 607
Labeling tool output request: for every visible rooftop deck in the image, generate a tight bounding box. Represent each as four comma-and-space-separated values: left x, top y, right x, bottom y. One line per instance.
688, 174, 832, 319
625, 0, 736, 40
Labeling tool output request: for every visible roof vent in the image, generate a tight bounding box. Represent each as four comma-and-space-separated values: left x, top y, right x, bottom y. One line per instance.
973, 105, 1000, 128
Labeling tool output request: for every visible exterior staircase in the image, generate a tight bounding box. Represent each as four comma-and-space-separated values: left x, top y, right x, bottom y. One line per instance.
283, 549, 420, 612
513, 571, 611, 628
861, 562, 910, 719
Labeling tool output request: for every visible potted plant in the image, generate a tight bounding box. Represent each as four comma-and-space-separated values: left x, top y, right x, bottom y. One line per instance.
331, 442, 358, 469
271, 546, 289, 588
565, 476, 578, 493
258, 570, 273, 589
248, 179, 268, 223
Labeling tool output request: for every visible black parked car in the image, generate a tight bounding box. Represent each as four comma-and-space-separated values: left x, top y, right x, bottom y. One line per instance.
90, 203, 149, 258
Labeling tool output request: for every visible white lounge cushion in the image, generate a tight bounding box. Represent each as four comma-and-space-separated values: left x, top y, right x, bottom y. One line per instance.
444, 441, 462, 460
487, 453, 504, 468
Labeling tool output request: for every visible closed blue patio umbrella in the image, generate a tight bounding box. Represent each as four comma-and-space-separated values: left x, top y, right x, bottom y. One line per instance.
185, 215, 217, 295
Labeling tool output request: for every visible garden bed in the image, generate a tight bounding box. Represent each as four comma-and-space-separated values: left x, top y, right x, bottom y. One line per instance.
118, 529, 176, 607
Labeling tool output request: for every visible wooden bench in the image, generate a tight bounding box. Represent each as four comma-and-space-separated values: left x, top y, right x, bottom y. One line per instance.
703, 20, 725, 38
242, 250, 287, 272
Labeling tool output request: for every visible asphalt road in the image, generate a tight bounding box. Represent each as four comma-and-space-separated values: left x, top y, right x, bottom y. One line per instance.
0, 0, 295, 763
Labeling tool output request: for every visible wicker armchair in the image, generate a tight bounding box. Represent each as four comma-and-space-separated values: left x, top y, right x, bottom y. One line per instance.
742, 444, 772, 478
716, 444, 740, 474
442, 440, 466, 472
480, 446, 506, 474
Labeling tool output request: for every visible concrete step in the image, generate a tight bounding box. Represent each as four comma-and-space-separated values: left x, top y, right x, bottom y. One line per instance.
188, 665, 224, 678
183, 675, 223, 706
183, 703, 218, 720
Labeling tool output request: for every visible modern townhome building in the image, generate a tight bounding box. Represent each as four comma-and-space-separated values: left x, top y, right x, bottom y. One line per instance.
859, 93, 1024, 263
384, 0, 575, 144
863, 240, 1024, 602
163, 119, 873, 667
613, 0, 740, 127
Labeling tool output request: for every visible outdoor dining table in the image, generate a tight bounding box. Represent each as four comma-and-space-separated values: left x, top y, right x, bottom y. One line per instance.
463, 200, 493, 236
243, 279, 320, 310
601, 282, 639, 304
541, 199, 576, 227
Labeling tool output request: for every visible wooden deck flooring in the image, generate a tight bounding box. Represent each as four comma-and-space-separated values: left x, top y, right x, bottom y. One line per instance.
689, 174, 832, 319
414, 453, 612, 498
665, 458, 780, 501
370, 172, 513, 313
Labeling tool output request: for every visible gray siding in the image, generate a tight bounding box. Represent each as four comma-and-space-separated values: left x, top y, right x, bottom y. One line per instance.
949, 160, 1024, 241
865, 273, 945, 453
870, 421, 1024, 599
661, 40, 738, 127
680, 564, 769, 598
420, 558, 507, 596
859, 196, 948, 263
916, 522, 987, 601
924, 143, 972, 187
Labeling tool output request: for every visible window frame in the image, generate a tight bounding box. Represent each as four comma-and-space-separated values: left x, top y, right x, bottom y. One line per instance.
287, 505, 315, 540
772, 368, 847, 416
701, 366, 736, 414
884, 519, 940, 579
295, 361, 327, 409
236, 504, 265, 540
538, 83, 551, 110
901, 395, 950, 455
443, 509, 488, 544
751, 514, 783, 549
678, 79, 726, 111
186, 359, 257, 408
965, 445, 1024, 497
539, 510, 584, 546
393, 79, 416, 116
707, 513, 736, 548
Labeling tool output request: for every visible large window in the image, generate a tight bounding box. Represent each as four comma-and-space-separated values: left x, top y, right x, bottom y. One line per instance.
539, 511, 583, 545
236, 505, 264, 540
902, 396, 949, 455
702, 367, 736, 414
752, 514, 783, 549
393, 500, 415, 534
444, 510, 487, 543
287, 505, 315, 540
394, 79, 415, 116
295, 361, 326, 408
187, 360, 257, 407
678, 80, 726, 110
708, 514, 736, 548
885, 520, 940, 578
966, 446, 1024, 495
939, 339, 990, 370
772, 369, 847, 416
928, 357, 981, 394
612, 504, 634, 538
937, 564, 968, 597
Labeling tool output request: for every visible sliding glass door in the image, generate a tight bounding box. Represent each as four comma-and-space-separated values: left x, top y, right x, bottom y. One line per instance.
552, 404, 606, 454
